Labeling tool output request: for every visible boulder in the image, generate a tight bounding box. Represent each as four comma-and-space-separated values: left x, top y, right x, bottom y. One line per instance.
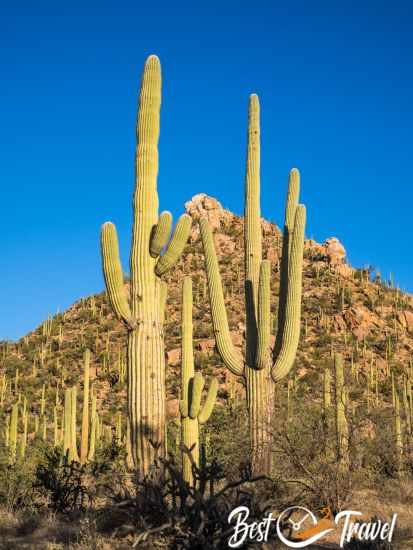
185, 194, 233, 240
397, 310, 413, 332
324, 237, 346, 265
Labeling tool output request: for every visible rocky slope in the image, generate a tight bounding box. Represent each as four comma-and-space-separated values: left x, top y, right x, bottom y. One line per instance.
1, 194, 412, 427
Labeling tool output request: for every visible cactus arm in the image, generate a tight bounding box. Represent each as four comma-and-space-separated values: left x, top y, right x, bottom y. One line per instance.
274, 169, 300, 356
150, 211, 173, 257
181, 277, 194, 411
199, 218, 245, 376
100, 222, 133, 327
255, 260, 271, 370
198, 377, 218, 424
155, 214, 191, 276
189, 372, 205, 419
271, 204, 306, 382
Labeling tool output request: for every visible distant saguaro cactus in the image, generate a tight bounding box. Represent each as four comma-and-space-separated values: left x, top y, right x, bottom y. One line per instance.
334, 354, 349, 469
80, 349, 90, 464
100, 56, 190, 476
200, 95, 306, 475
179, 277, 218, 485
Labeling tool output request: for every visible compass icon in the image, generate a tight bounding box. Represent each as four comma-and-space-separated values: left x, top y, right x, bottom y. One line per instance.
276, 506, 334, 548
281, 506, 317, 532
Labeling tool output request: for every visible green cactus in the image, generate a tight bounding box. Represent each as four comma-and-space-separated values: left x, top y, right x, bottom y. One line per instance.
69, 386, 80, 462
100, 55, 190, 475
199, 95, 306, 474
42, 414, 47, 441
54, 406, 59, 446
334, 354, 349, 468
9, 403, 18, 461
20, 411, 28, 459
14, 368, 19, 395
40, 384, 46, 416
63, 389, 71, 458
179, 277, 218, 485
394, 390, 403, 475
323, 366, 332, 411
88, 392, 97, 461
80, 349, 90, 464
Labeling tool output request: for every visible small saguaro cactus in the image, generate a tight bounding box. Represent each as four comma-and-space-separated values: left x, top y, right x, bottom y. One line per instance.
80, 349, 90, 464
88, 392, 98, 461
100, 55, 191, 476
334, 354, 349, 469
179, 278, 218, 485
394, 390, 403, 475
70, 386, 80, 462
199, 95, 306, 475
9, 403, 18, 461
323, 366, 332, 411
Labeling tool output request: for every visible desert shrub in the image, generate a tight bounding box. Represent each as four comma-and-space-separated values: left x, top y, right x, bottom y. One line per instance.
101, 453, 278, 549
34, 443, 124, 513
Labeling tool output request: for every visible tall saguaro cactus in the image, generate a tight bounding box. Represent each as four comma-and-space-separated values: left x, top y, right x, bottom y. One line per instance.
100, 56, 190, 475
199, 95, 306, 475
179, 277, 218, 485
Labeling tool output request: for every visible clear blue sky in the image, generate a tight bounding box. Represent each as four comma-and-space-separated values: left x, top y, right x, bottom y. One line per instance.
1, 2, 412, 340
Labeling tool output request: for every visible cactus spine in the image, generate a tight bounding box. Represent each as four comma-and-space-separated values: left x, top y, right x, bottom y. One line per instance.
100, 56, 190, 475
80, 349, 90, 464
199, 95, 306, 474
179, 278, 218, 485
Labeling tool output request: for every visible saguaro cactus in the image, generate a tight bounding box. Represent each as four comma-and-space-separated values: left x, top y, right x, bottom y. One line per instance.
199, 95, 306, 474
9, 403, 18, 461
100, 55, 190, 475
179, 278, 218, 485
334, 354, 349, 469
80, 349, 90, 464
394, 390, 403, 475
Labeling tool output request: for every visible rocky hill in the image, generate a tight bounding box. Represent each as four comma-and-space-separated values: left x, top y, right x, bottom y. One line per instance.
1, 193, 412, 430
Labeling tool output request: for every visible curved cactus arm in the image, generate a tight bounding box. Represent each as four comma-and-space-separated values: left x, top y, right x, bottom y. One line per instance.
198, 377, 218, 424
181, 276, 194, 409
155, 214, 191, 276
274, 169, 300, 356
160, 281, 168, 323
150, 211, 173, 257
271, 204, 306, 382
199, 218, 245, 377
189, 372, 205, 419
255, 260, 271, 370
100, 222, 133, 327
